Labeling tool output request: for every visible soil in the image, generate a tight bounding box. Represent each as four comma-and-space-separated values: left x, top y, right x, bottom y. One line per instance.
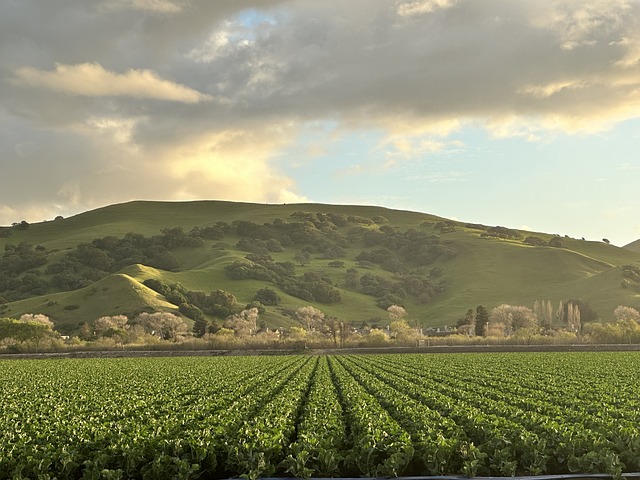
2, 343, 640, 360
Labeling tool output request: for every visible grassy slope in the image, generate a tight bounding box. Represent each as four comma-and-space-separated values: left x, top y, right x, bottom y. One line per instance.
426, 228, 640, 324
2, 273, 180, 333
12, 200, 443, 249
624, 239, 640, 254
3, 200, 640, 331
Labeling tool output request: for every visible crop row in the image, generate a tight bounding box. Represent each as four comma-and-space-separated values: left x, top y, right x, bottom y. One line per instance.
338, 354, 631, 476
0, 356, 309, 479
1, 353, 640, 478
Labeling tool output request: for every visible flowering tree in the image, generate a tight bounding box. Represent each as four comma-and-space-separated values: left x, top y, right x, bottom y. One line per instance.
387, 305, 407, 321
224, 308, 259, 336
19, 313, 54, 329
93, 315, 128, 337
295, 306, 325, 332
614, 305, 640, 323
136, 312, 187, 341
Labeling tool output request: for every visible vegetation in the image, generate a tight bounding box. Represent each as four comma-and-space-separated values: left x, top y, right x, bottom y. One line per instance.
3, 298, 640, 353
0, 200, 640, 336
1, 352, 640, 478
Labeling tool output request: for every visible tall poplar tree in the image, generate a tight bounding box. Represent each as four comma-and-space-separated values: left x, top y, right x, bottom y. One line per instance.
475, 305, 489, 336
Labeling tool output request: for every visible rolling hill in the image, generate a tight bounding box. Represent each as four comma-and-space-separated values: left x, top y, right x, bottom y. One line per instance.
624, 238, 640, 254
1, 200, 639, 334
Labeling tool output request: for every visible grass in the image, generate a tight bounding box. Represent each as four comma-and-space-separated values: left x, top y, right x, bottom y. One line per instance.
2, 200, 640, 332
2, 274, 179, 334
622, 237, 640, 252
427, 230, 640, 323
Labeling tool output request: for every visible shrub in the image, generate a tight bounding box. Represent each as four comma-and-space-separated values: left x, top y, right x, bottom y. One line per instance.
254, 288, 280, 306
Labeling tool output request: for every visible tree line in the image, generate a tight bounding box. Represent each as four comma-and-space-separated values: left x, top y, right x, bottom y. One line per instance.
3, 300, 640, 353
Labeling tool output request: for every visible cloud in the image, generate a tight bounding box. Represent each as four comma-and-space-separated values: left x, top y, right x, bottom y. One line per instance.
519, 80, 588, 99
173, 0, 640, 137
618, 162, 640, 171
14, 141, 38, 158
384, 137, 447, 158
3, 0, 640, 227
405, 171, 465, 183
157, 127, 308, 204
11, 63, 210, 103
99, 0, 189, 14
396, 0, 457, 17
0, 120, 306, 226
530, 1, 632, 51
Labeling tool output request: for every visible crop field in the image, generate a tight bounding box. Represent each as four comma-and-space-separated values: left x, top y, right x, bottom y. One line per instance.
1, 353, 640, 479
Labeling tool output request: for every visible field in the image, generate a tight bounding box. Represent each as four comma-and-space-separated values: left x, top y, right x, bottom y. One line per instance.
1, 353, 640, 479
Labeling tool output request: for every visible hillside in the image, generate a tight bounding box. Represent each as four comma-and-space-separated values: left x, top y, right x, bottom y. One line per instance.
625, 238, 640, 254
1, 200, 640, 334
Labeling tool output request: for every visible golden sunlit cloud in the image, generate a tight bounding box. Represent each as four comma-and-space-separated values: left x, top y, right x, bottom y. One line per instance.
518, 80, 588, 99
11, 63, 210, 103
484, 117, 546, 141
162, 128, 308, 204
0, 203, 65, 226
0, 205, 19, 223
0, 125, 306, 227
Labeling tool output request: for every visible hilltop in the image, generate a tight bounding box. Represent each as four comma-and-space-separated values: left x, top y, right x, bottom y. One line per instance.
1, 200, 639, 335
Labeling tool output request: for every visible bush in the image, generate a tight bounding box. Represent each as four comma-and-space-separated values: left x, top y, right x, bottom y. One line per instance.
143, 278, 172, 296
254, 288, 280, 306
548, 237, 564, 248
523, 236, 546, 247
190, 225, 224, 240
179, 303, 205, 322
165, 291, 187, 306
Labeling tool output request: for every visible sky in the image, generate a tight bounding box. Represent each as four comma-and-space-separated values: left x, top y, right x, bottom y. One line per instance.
2, 0, 640, 246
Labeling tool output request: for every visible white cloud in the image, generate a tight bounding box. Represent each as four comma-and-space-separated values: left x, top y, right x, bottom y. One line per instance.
11, 63, 210, 103
618, 162, 640, 171
385, 137, 447, 158
86, 116, 140, 145
396, 0, 456, 17
405, 171, 465, 183
57, 183, 83, 208
519, 80, 588, 99
99, 0, 190, 14
188, 28, 237, 63
530, 1, 632, 50
0, 203, 64, 226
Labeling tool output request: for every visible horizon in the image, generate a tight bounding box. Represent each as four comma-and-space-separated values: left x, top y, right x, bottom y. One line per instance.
2, 1, 640, 247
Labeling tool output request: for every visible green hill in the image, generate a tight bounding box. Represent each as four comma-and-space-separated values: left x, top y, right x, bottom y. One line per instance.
624, 238, 640, 254
1, 200, 639, 334
0, 273, 180, 333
